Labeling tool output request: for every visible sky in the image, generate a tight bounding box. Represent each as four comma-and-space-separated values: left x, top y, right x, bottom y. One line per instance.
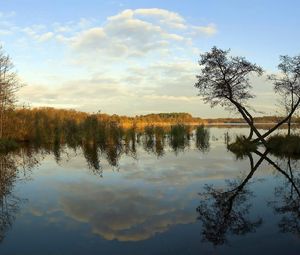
0, 0, 300, 117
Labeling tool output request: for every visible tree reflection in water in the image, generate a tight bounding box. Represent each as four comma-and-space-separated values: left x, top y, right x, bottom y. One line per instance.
197, 147, 300, 246
5, 126, 300, 248
267, 156, 300, 237
196, 151, 265, 245
0, 148, 41, 242
0, 153, 20, 242
82, 142, 102, 176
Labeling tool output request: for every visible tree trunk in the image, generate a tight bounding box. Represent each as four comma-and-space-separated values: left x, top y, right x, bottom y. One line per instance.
0, 107, 3, 139
287, 116, 291, 136
247, 128, 254, 140
229, 99, 267, 146
253, 97, 300, 143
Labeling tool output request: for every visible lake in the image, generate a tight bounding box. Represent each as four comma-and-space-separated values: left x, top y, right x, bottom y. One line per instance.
0, 127, 299, 255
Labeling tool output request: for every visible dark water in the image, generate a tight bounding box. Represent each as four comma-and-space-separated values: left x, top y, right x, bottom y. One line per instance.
0, 127, 299, 254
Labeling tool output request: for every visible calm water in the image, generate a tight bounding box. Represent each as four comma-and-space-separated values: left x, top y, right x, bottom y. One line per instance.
0, 127, 299, 254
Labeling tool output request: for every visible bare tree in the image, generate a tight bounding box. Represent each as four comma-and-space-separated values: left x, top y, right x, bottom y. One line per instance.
195, 46, 266, 145
0, 46, 22, 139
195, 47, 300, 145
268, 55, 300, 136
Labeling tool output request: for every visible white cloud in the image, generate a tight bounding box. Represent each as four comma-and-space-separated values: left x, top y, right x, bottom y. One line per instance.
143, 95, 197, 101
192, 23, 217, 36
68, 10, 178, 58
71, 28, 106, 50
0, 11, 17, 36
3, 8, 223, 116
17, 59, 219, 116
134, 8, 184, 22
38, 32, 54, 42
22, 25, 55, 42
56, 8, 218, 60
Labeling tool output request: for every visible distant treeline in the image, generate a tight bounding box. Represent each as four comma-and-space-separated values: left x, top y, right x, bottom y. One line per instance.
204, 116, 295, 124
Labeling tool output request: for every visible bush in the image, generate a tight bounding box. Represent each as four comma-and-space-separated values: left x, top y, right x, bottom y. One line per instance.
227, 136, 258, 158
267, 134, 300, 158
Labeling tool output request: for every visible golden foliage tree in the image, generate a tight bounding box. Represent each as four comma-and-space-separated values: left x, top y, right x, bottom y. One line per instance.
0, 46, 22, 138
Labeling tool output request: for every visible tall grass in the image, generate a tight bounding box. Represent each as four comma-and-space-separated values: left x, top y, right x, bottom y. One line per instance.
169, 124, 190, 152
196, 125, 210, 152
267, 134, 300, 158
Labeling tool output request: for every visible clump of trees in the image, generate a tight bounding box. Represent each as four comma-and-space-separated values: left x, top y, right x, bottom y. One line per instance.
0, 46, 22, 139
195, 46, 300, 149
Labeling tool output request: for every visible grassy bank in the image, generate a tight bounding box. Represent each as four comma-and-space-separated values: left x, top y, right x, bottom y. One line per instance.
267, 134, 300, 158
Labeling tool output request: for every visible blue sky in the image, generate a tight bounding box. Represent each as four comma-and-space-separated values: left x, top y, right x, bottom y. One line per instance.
0, 0, 299, 117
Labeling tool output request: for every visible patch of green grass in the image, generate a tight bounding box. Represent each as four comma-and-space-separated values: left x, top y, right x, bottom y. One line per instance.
267, 134, 300, 158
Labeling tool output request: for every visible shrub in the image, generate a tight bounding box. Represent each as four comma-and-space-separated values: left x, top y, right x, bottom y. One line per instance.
267, 134, 300, 158
227, 135, 257, 158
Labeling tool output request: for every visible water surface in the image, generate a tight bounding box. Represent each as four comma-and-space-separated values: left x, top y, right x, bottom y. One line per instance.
0, 127, 299, 255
